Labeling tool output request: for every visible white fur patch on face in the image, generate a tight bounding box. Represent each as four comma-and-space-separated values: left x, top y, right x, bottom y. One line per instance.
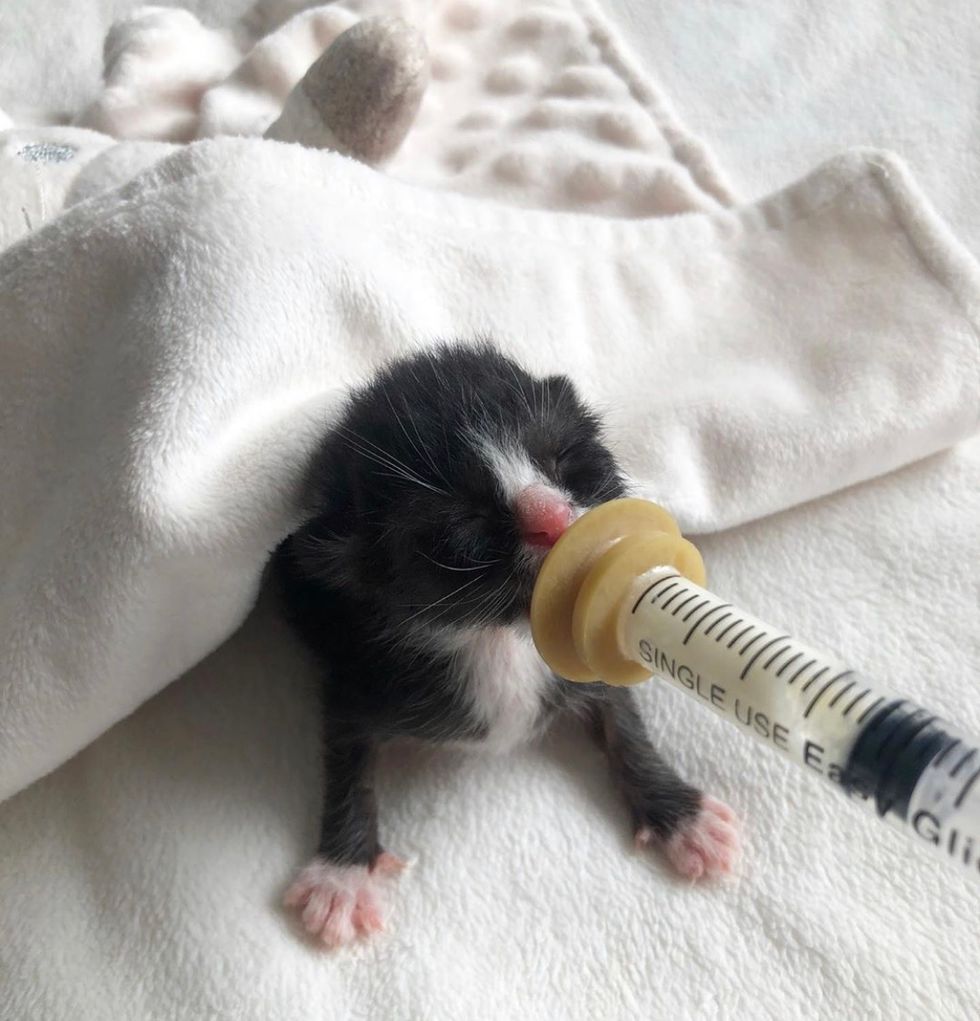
473, 433, 581, 509
442, 625, 553, 753
479, 438, 542, 503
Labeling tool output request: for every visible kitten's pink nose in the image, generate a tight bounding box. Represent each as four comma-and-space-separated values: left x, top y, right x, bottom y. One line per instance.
515, 485, 573, 548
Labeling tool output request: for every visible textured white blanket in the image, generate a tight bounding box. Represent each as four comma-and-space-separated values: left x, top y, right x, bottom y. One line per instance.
2, 137, 977, 802
2, 3, 980, 1020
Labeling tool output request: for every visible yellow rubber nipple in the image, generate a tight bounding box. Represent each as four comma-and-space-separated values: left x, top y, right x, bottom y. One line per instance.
530, 499, 706, 685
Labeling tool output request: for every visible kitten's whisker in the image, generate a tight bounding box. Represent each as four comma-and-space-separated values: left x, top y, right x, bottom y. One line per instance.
339, 433, 417, 477
381, 386, 452, 489
539, 377, 552, 421
340, 438, 426, 485
468, 566, 518, 627
404, 579, 509, 632
419, 552, 500, 573
338, 424, 437, 480
398, 575, 483, 625
338, 428, 451, 498
504, 361, 534, 419
369, 470, 450, 495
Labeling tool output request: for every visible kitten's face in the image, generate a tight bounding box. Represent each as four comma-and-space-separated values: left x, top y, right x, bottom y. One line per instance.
296, 344, 626, 631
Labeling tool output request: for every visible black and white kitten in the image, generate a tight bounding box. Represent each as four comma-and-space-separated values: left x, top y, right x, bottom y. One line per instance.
275, 342, 739, 948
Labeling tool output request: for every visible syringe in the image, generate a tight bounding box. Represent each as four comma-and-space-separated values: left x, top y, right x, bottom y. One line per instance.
530, 499, 980, 878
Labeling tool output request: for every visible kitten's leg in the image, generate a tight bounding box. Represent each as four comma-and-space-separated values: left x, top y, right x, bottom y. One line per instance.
585, 686, 740, 880
284, 729, 404, 948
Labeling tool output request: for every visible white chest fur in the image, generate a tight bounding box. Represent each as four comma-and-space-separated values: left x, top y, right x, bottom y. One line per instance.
451, 626, 553, 753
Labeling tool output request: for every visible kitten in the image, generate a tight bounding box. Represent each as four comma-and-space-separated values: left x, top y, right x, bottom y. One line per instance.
275, 341, 739, 948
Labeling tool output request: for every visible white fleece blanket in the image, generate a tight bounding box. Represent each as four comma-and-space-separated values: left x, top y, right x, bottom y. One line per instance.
2, 3, 980, 1020
2, 135, 978, 800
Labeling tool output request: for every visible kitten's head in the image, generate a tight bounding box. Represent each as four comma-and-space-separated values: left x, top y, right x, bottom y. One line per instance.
291, 342, 626, 632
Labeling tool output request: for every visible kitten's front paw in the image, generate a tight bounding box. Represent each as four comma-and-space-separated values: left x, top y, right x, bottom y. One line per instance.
283, 852, 405, 948
639, 795, 740, 881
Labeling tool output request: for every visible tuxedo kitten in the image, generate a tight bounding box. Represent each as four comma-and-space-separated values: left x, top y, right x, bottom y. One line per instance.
275, 341, 738, 948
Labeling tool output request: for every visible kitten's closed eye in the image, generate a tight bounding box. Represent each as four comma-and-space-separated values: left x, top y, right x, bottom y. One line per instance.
461, 509, 493, 526
551, 443, 583, 473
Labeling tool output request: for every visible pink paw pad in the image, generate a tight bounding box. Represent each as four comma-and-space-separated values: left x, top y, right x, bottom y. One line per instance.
283, 852, 405, 948
639, 795, 740, 881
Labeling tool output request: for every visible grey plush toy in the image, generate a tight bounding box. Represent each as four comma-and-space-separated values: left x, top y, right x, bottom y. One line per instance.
266, 16, 429, 165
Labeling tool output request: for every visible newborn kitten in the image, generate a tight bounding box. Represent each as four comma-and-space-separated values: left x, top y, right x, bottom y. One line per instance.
275, 342, 739, 948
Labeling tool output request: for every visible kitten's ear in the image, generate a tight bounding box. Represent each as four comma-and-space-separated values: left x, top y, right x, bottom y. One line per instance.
543, 373, 577, 400
542, 373, 587, 414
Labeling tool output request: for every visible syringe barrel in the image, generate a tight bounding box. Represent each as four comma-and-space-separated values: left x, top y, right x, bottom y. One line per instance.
621, 568, 980, 876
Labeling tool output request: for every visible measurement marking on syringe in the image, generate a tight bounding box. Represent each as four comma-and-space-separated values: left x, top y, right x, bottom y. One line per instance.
660, 588, 687, 612
682, 599, 712, 624
764, 644, 794, 670
787, 659, 817, 685
802, 666, 829, 693
932, 738, 962, 766
842, 689, 870, 717
704, 612, 732, 638
649, 582, 681, 605
740, 631, 767, 656
803, 671, 854, 719
950, 749, 977, 778
631, 574, 680, 614
827, 680, 856, 708
870, 702, 905, 740
683, 603, 732, 645
727, 624, 754, 649
954, 766, 980, 808
671, 593, 701, 617
776, 651, 802, 677
741, 636, 791, 680
857, 696, 886, 725
650, 583, 680, 606
715, 618, 743, 643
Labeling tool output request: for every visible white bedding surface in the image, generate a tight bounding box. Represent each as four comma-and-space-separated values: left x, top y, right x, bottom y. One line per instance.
5, 440, 980, 1021
2, 3, 979, 1020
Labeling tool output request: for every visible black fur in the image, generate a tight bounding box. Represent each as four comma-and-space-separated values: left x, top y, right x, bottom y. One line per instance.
275, 341, 701, 871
